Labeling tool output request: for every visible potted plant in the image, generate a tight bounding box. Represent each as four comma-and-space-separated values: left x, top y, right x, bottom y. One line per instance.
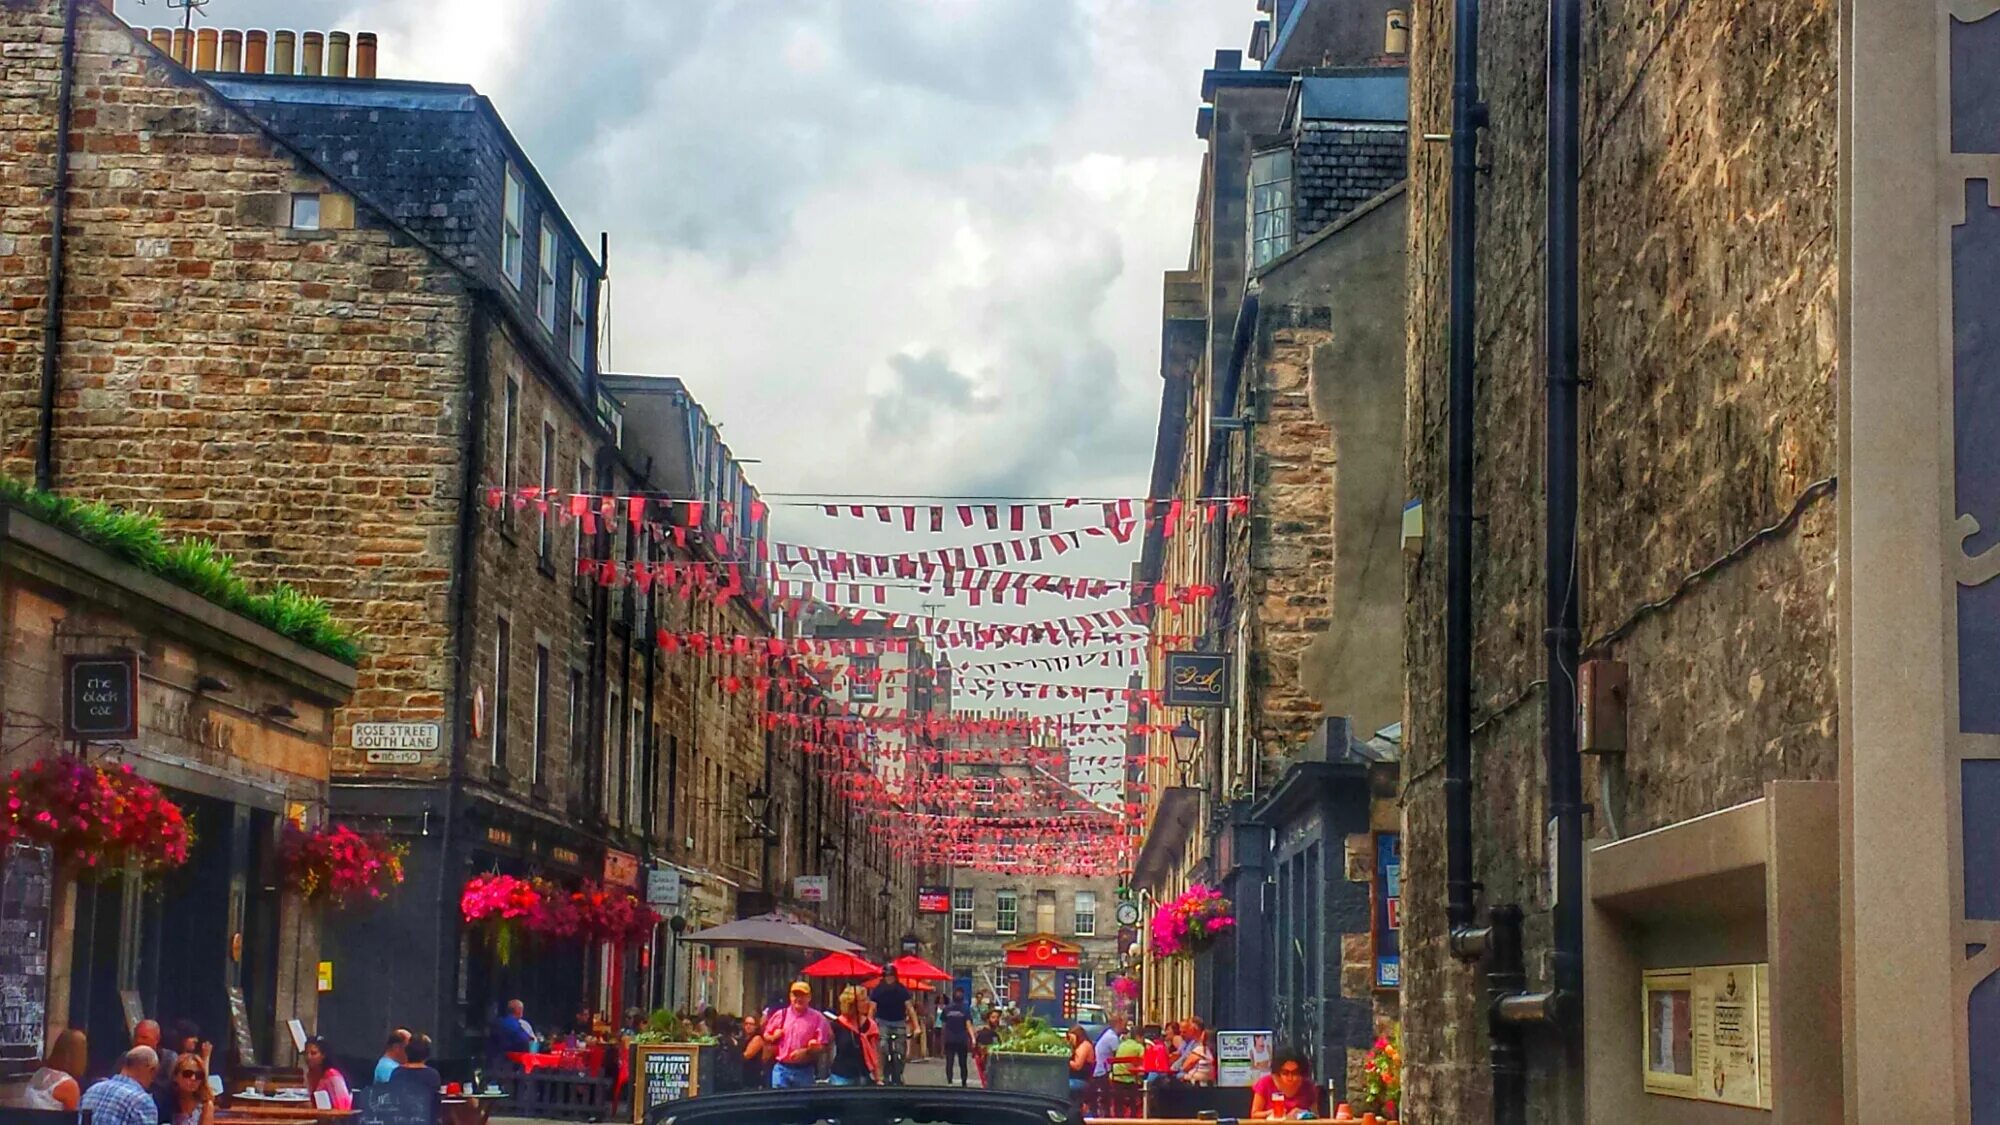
984, 1017, 1073, 1101
1356, 1030, 1401, 1121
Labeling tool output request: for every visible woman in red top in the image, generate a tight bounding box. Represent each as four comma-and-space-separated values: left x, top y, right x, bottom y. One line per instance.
1250, 1047, 1320, 1119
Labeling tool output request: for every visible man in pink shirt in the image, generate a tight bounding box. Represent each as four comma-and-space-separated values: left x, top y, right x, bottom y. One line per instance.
763, 981, 831, 1088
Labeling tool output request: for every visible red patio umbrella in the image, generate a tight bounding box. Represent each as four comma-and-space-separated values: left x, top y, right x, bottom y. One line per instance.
887, 953, 952, 982
802, 950, 882, 978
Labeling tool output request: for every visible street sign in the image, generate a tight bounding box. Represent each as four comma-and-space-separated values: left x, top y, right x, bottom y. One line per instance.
62, 654, 138, 741
646, 868, 682, 906
1162, 651, 1229, 708
917, 885, 952, 913
794, 875, 828, 902
352, 722, 441, 752
364, 750, 424, 765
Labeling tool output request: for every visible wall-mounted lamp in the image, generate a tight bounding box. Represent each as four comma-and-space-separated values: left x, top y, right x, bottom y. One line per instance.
1171, 719, 1202, 785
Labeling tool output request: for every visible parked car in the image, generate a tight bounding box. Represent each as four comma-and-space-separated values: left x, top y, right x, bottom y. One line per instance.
649, 1085, 1084, 1125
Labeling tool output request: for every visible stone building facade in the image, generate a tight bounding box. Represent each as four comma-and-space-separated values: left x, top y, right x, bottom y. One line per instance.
1131, 15, 1409, 1099
0, 0, 906, 1058
1396, 0, 1838, 1118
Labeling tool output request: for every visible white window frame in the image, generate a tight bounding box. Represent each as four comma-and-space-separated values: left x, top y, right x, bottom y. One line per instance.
531, 643, 549, 786
1074, 974, 1095, 1006
502, 167, 526, 288
952, 888, 975, 934
537, 222, 559, 330
569, 264, 589, 369
492, 615, 511, 767
538, 420, 555, 561
1249, 148, 1294, 268
1074, 891, 1097, 937
290, 193, 321, 231
996, 889, 1019, 935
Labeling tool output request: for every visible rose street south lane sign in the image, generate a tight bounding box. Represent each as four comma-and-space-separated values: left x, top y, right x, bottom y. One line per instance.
63, 654, 138, 741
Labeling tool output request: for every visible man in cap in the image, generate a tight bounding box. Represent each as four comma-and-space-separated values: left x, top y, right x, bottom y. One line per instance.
762, 982, 831, 1089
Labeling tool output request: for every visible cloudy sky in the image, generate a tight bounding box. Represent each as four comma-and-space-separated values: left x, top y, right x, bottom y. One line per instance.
166, 0, 1248, 797
190, 0, 1242, 507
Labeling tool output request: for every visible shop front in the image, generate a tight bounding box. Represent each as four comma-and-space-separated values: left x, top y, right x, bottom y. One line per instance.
1000, 936, 1083, 1023
0, 509, 355, 1080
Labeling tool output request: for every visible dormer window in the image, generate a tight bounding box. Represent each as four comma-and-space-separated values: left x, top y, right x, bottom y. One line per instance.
1249, 147, 1294, 268
537, 222, 558, 330
502, 167, 525, 287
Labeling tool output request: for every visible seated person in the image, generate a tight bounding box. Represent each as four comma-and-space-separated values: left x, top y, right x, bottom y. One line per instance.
386, 1035, 443, 1101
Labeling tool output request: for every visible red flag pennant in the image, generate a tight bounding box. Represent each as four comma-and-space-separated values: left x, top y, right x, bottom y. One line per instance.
958, 505, 975, 528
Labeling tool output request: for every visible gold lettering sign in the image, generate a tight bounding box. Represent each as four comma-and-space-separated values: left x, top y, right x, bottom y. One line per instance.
1163, 652, 1230, 708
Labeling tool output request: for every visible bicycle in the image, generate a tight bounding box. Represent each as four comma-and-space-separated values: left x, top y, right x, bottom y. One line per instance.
879, 1021, 909, 1086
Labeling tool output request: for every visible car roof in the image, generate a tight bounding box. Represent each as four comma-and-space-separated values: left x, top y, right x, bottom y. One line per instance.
652, 1086, 1082, 1125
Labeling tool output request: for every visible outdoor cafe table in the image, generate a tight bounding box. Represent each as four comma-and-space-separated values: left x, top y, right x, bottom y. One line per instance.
216, 1104, 361, 1125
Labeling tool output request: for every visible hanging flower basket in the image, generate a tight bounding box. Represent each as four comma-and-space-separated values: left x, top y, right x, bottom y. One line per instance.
1149, 884, 1235, 959
1, 758, 191, 874
281, 824, 405, 908
571, 882, 660, 944
461, 873, 542, 964
1111, 975, 1142, 1002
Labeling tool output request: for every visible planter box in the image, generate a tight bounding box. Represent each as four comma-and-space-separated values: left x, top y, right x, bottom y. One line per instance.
985, 1053, 1071, 1102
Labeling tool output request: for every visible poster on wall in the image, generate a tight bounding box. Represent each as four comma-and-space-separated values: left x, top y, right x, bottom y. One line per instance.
1641, 964, 1771, 1109
1373, 832, 1401, 988
1216, 1030, 1273, 1087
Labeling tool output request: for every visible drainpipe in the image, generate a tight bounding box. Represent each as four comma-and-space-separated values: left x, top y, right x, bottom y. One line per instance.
1443, 0, 1487, 956
1542, 0, 1587, 1114
439, 297, 492, 1043
36, 0, 81, 492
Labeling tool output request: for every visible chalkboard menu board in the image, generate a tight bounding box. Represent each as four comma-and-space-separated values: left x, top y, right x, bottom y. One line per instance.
633, 1045, 701, 1123
356, 1081, 436, 1125
226, 985, 257, 1067
0, 844, 53, 1081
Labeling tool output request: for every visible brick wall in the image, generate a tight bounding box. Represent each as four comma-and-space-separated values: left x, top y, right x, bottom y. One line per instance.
0, 1, 473, 756
1398, 0, 1838, 1117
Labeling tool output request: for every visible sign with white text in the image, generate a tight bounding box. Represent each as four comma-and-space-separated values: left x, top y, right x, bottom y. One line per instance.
794, 875, 828, 903
645, 868, 682, 906
1216, 1030, 1272, 1088
352, 722, 441, 752
63, 654, 138, 740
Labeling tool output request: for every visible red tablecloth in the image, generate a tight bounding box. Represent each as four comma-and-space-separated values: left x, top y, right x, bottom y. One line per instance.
509, 1045, 611, 1076
507, 1052, 566, 1073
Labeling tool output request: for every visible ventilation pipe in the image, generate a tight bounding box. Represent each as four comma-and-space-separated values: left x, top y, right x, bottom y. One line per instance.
355, 32, 377, 78
272, 30, 295, 75
1385, 10, 1409, 56
1542, 0, 1587, 1115
300, 31, 323, 76
244, 30, 267, 74
326, 31, 349, 78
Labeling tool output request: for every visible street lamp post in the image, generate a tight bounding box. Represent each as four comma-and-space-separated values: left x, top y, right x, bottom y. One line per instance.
1171, 719, 1201, 786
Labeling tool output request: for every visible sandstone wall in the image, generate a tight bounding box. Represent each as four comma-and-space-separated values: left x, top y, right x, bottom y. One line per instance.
1399, 0, 1839, 1116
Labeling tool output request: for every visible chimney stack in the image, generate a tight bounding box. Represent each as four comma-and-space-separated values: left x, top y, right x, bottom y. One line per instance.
194, 27, 218, 71
244, 29, 268, 74
219, 29, 242, 72
326, 31, 350, 78
301, 31, 324, 76
355, 32, 378, 79
272, 29, 296, 75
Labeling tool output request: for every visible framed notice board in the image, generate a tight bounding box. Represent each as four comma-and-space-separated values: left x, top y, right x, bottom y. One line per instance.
633, 1044, 701, 1122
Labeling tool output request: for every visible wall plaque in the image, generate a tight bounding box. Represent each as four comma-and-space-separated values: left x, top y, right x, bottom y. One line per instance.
63, 653, 139, 741
1163, 651, 1229, 708
1641, 964, 1771, 1109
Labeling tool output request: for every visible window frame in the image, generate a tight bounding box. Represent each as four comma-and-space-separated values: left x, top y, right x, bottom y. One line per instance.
538, 420, 555, 564
502, 167, 526, 288
499, 378, 519, 525
1074, 974, 1096, 1007
531, 643, 550, 786
290, 193, 321, 231
1074, 891, 1098, 937
627, 701, 644, 828
996, 889, 1019, 935
1248, 146, 1295, 268
951, 888, 975, 934
606, 689, 623, 823
492, 616, 511, 768
537, 221, 559, 331
569, 264, 589, 369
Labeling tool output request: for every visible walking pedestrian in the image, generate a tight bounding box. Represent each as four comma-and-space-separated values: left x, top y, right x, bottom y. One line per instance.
973, 1010, 1001, 1087
868, 966, 914, 1085
739, 1016, 775, 1090
762, 982, 831, 1089
940, 989, 973, 1086
828, 987, 880, 1086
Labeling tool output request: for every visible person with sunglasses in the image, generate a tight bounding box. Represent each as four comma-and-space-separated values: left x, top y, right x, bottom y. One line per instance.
160, 1052, 215, 1125
1250, 1047, 1320, 1120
